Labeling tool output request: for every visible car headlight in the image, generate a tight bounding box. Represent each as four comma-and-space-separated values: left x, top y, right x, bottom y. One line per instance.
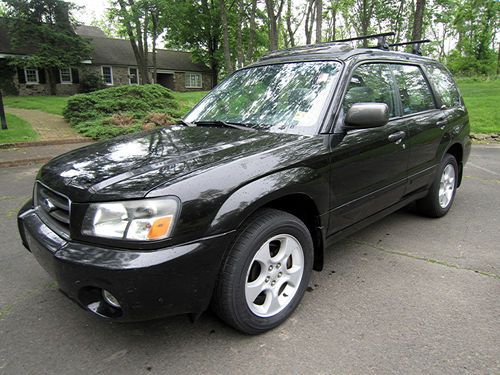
82, 197, 179, 241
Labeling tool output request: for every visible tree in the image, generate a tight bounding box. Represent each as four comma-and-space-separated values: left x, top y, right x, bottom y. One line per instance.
219, 0, 233, 74
315, 0, 323, 43
3, 0, 92, 95
265, 0, 285, 51
111, 0, 153, 84
411, 0, 426, 41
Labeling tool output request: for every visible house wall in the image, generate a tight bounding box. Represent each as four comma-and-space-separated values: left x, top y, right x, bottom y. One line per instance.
10, 66, 212, 96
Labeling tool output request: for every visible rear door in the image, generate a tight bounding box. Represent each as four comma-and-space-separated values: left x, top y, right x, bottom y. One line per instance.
328, 62, 409, 234
390, 64, 444, 193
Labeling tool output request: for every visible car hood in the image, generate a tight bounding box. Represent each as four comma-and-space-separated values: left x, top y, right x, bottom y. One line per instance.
38, 126, 303, 202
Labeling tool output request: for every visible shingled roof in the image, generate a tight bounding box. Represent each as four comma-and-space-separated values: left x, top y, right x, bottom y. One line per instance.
88, 36, 210, 72
0, 20, 210, 73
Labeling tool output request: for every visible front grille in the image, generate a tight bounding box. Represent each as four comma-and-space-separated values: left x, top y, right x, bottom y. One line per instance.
35, 182, 71, 238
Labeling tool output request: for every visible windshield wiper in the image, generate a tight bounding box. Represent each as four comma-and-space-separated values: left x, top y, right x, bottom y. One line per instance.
177, 119, 195, 127
194, 120, 257, 132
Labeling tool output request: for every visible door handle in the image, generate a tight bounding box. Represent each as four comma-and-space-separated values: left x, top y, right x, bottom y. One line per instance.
388, 131, 406, 144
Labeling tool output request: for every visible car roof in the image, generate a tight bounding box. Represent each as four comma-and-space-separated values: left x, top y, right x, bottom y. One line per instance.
248, 43, 439, 67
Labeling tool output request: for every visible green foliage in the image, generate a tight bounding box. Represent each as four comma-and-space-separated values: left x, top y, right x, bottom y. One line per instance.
3, 0, 92, 69
63, 84, 182, 139
0, 113, 39, 143
0, 60, 18, 95
78, 70, 107, 93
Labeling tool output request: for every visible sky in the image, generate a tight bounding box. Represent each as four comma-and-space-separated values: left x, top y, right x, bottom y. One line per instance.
69, 0, 108, 25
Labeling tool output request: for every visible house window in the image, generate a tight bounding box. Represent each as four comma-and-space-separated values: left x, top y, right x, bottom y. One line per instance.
185, 73, 202, 88
24, 68, 39, 84
101, 66, 113, 85
129, 67, 138, 85
59, 67, 73, 84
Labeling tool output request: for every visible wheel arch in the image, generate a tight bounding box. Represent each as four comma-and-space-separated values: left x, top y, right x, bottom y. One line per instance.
445, 142, 464, 187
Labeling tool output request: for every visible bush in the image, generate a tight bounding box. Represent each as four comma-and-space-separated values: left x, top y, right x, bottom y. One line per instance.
79, 70, 107, 93
64, 84, 181, 139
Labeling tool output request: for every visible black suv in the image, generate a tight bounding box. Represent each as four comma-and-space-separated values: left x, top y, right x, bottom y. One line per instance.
18, 40, 470, 334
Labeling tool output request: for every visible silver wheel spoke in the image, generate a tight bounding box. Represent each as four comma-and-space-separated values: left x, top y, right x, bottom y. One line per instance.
438, 164, 456, 209
245, 233, 304, 318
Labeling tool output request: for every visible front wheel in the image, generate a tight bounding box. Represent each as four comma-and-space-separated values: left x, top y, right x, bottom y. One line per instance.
416, 153, 458, 218
212, 209, 313, 334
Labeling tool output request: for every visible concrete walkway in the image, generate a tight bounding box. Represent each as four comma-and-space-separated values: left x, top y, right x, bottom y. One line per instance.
0, 142, 93, 167
5, 108, 87, 141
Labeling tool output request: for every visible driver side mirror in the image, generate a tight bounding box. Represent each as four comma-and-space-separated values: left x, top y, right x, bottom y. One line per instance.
345, 103, 389, 129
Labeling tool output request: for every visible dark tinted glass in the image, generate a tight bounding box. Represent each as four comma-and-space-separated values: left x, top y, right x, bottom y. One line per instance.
426, 65, 460, 108
343, 63, 396, 117
393, 65, 435, 115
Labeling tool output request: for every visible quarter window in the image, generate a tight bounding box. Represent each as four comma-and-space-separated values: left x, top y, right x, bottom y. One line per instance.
342, 63, 397, 118
426, 65, 460, 108
393, 65, 435, 115
59, 67, 72, 84
24, 68, 39, 84
185, 73, 202, 88
129, 67, 138, 85
102, 66, 113, 85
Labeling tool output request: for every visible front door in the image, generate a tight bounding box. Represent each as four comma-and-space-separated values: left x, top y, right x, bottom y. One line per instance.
328, 62, 409, 235
156, 73, 175, 90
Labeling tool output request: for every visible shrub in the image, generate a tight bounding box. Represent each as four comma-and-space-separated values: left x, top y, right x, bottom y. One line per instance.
79, 70, 107, 93
64, 84, 181, 139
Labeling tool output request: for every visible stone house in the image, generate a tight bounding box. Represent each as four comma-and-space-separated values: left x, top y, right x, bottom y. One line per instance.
0, 23, 213, 96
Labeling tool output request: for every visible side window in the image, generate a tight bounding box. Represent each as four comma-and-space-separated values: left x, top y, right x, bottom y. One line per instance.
426, 65, 460, 108
392, 65, 435, 115
342, 63, 397, 118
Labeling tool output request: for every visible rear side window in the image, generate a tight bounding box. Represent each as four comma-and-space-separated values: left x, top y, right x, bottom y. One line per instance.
426, 65, 460, 108
392, 65, 435, 115
343, 63, 397, 118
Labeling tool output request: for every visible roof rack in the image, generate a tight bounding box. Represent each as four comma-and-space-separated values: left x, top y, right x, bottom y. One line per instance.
325, 32, 395, 50
389, 39, 431, 55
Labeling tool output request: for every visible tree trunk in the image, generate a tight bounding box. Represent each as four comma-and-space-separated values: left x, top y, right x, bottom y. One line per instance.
305, 0, 315, 45
48, 69, 56, 96
236, 0, 244, 68
247, 0, 257, 61
315, 0, 322, 43
285, 0, 295, 47
265, 0, 284, 51
220, 0, 233, 73
411, 0, 425, 41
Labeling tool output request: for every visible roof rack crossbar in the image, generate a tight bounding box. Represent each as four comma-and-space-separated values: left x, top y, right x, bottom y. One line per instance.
389, 39, 431, 55
325, 32, 395, 45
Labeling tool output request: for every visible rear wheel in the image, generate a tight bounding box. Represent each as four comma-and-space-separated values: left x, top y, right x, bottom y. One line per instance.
416, 153, 458, 218
212, 209, 313, 334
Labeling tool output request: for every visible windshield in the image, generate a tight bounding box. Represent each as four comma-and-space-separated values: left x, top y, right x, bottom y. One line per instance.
185, 61, 342, 135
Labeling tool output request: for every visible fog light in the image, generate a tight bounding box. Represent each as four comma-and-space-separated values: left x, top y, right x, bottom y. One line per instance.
102, 290, 121, 308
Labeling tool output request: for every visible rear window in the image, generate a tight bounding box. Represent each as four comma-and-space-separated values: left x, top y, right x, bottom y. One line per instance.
426, 65, 461, 108
392, 65, 436, 115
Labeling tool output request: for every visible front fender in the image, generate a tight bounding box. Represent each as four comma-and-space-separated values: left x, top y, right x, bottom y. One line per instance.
207, 167, 329, 236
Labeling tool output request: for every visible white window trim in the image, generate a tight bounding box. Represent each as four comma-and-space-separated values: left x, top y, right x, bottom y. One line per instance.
59, 67, 73, 84
24, 68, 39, 84
128, 67, 139, 85
185, 72, 202, 89
101, 65, 113, 85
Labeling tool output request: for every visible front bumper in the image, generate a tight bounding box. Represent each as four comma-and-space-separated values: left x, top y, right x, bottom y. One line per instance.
18, 201, 234, 321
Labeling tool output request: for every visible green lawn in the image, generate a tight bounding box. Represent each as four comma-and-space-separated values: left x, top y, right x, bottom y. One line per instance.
457, 79, 499, 134
3, 96, 69, 115
3, 82, 498, 134
171, 91, 208, 114
0, 113, 38, 143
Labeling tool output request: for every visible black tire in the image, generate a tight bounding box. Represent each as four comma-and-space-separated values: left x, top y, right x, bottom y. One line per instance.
212, 208, 313, 334
416, 153, 458, 218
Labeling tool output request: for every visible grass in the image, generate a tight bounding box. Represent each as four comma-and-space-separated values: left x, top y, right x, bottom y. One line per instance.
3, 96, 69, 115
3, 81, 498, 134
171, 91, 208, 114
0, 113, 38, 143
456, 79, 499, 134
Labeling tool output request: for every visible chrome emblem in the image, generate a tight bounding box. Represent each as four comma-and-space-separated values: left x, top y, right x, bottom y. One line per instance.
41, 197, 56, 212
